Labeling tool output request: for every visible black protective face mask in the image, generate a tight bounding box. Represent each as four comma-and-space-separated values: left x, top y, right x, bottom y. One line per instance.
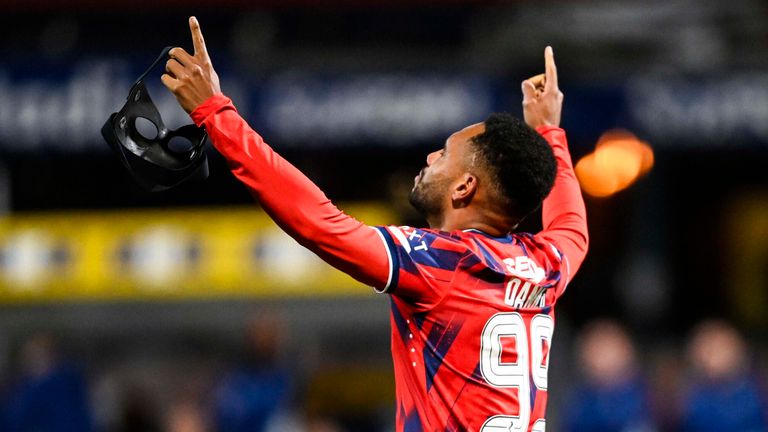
102, 47, 208, 192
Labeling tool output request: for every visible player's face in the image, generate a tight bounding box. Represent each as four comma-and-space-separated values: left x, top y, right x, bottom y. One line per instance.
409, 123, 484, 218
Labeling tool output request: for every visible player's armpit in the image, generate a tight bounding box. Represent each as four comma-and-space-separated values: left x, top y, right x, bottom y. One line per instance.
535, 126, 589, 286
190, 94, 392, 291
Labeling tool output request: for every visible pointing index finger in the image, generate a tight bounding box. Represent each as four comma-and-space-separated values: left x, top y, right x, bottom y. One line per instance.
544, 46, 558, 91
189, 16, 209, 61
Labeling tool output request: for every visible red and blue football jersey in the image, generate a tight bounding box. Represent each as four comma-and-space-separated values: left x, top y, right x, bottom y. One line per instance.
374, 226, 569, 431
191, 94, 588, 432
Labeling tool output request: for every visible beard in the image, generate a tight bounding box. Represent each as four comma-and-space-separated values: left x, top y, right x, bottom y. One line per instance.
408, 170, 446, 220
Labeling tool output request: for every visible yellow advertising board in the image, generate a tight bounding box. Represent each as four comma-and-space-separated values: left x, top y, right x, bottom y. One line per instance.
727, 193, 768, 326
0, 204, 394, 303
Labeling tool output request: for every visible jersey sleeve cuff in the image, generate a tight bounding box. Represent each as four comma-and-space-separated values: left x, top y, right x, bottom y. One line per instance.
190, 93, 234, 127
535, 125, 564, 136
373, 226, 399, 294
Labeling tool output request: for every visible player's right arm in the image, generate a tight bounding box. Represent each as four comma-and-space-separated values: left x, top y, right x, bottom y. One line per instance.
161, 17, 392, 290
522, 47, 589, 288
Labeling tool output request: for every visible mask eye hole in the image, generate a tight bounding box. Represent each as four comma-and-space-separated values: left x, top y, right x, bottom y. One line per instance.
168, 136, 195, 154
134, 117, 158, 141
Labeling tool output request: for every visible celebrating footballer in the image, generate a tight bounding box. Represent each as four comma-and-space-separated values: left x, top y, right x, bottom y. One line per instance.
162, 16, 588, 432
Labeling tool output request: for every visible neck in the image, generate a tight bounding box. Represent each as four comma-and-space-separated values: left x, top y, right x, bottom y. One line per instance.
429, 208, 512, 237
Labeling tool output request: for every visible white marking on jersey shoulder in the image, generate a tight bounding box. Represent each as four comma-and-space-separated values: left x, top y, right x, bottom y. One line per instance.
388, 226, 412, 253
372, 227, 394, 293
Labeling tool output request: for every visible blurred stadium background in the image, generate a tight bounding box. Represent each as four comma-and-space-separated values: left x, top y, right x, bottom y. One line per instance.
0, 1, 767, 431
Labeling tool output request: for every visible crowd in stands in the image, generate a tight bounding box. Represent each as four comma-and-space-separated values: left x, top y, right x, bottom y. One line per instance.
0, 316, 765, 432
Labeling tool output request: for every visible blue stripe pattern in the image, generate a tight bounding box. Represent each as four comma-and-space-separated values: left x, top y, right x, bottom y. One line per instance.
471, 362, 483, 382
423, 316, 464, 391
401, 244, 465, 272
388, 229, 468, 274
404, 409, 424, 432
390, 298, 411, 345
529, 377, 537, 410
464, 228, 514, 244
470, 238, 506, 273
413, 312, 427, 330
460, 252, 484, 269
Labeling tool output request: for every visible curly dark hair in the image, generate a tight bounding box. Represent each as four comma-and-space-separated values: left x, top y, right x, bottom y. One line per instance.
470, 112, 557, 222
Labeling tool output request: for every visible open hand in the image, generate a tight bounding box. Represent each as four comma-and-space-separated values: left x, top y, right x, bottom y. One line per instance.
162, 17, 221, 114
521, 46, 563, 128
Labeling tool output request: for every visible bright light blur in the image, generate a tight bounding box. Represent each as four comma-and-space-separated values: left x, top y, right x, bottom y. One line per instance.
575, 130, 654, 198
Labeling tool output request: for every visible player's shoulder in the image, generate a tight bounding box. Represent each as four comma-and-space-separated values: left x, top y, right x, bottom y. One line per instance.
513, 231, 565, 257
462, 230, 567, 280
379, 225, 471, 253
378, 225, 564, 268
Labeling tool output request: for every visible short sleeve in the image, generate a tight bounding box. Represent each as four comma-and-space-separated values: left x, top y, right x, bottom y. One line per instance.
374, 226, 472, 310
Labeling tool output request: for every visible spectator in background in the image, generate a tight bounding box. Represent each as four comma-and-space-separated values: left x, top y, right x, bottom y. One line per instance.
562, 320, 657, 432
0, 334, 92, 432
212, 311, 293, 432
165, 399, 207, 432
680, 320, 767, 432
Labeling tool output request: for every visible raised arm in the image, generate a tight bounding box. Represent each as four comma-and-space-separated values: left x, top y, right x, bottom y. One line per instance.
161, 17, 391, 290
522, 47, 589, 281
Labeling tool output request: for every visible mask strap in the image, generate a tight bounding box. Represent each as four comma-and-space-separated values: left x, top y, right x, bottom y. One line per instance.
128, 46, 173, 93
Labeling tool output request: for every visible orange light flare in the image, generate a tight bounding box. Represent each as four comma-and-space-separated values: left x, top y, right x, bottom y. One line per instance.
575, 130, 654, 198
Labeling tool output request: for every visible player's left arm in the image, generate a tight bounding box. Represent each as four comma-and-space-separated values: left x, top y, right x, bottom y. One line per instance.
521, 47, 589, 285
161, 17, 393, 290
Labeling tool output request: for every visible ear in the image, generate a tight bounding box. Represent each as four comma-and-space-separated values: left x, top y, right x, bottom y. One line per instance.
451, 172, 477, 205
